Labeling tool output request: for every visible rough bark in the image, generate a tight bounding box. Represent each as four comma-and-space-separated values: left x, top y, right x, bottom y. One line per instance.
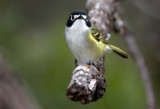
123, 30, 155, 109
66, 65, 106, 104
112, 2, 155, 109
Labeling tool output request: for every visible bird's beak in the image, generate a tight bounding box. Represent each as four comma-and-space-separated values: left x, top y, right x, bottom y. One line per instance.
78, 15, 84, 19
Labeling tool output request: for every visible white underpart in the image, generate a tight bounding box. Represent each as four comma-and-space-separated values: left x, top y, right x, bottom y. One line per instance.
106, 33, 111, 41
105, 45, 112, 52
65, 19, 100, 64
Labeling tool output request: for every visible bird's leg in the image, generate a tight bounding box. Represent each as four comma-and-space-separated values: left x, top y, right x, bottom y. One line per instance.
83, 62, 93, 70
86, 65, 90, 69
83, 64, 90, 69
83, 63, 100, 75
86, 62, 94, 69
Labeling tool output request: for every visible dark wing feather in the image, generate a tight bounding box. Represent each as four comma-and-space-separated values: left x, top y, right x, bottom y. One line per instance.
90, 24, 108, 44
90, 24, 130, 59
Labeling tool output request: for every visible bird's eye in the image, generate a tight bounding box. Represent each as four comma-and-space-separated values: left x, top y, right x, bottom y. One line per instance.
71, 15, 75, 21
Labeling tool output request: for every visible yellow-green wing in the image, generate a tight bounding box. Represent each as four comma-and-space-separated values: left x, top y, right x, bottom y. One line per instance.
90, 24, 130, 59
109, 45, 130, 58
90, 24, 108, 44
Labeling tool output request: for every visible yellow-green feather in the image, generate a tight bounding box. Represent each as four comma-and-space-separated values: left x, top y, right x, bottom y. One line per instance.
88, 30, 105, 53
109, 45, 130, 58
89, 24, 130, 59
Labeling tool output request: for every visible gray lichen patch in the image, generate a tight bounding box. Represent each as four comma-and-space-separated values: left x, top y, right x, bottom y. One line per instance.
66, 65, 106, 104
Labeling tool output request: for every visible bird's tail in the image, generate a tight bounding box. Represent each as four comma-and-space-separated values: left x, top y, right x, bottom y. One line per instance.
105, 44, 130, 58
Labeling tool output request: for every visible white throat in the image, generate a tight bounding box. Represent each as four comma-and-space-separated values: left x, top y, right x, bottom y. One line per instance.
65, 19, 90, 47
66, 19, 89, 34
65, 19, 92, 64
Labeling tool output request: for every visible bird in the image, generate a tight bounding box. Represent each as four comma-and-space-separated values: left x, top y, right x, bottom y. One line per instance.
65, 10, 129, 67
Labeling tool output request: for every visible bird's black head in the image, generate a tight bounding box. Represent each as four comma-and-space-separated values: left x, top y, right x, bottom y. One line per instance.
66, 10, 91, 27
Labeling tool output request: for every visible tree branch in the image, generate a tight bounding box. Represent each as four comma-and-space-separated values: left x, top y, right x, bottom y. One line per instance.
124, 30, 155, 109
0, 49, 40, 109
0, 67, 39, 109
66, 65, 106, 104
112, 1, 155, 109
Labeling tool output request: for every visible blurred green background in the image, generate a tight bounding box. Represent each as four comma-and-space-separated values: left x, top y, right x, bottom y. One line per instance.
0, 0, 160, 109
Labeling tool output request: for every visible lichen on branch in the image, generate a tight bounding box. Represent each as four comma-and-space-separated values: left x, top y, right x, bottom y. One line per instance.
66, 65, 106, 104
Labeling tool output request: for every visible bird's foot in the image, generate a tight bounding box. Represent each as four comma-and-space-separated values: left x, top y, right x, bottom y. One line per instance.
83, 64, 90, 69
83, 64, 100, 75
86, 65, 90, 69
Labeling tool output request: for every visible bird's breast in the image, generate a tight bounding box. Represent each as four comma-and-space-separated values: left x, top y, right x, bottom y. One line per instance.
65, 25, 104, 64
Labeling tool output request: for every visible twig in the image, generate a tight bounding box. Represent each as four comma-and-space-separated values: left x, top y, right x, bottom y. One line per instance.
113, 1, 155, 108
124, 30, 155, 109
0, 50, 40, 109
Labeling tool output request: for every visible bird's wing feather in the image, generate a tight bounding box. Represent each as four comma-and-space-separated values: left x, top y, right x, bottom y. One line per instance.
90, 24, 108, 44
90, 24, 130, 59
109, 45, 130, 58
